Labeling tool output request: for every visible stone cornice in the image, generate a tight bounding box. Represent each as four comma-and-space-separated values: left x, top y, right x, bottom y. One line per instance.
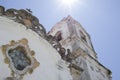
0, 5, 46, 38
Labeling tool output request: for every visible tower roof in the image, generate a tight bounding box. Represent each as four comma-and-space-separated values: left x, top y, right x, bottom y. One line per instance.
61, 15, 74, 21
50, 15, 91, 39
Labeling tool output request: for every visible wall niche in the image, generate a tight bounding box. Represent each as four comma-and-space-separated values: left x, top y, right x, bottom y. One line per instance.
2, 38, 40, 80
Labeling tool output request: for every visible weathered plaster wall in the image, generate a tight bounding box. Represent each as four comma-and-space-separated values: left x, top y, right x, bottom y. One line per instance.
49, 16, 112, 80
0, 16, 72, 80
49, 16, 97, 59
0, 6, 112, 80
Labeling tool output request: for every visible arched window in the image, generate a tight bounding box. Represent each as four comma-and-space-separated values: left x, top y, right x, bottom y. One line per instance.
55, 31, 62, 41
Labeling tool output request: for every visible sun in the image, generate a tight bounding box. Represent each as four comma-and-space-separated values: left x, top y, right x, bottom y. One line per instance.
60, 0, 78, 9
61, 0, 75, 7
56, 0, 83, 13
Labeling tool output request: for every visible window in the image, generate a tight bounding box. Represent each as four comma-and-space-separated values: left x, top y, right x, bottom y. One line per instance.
55, 31, 62, 41
90, 66, 94, 71
80, 30, 87, 42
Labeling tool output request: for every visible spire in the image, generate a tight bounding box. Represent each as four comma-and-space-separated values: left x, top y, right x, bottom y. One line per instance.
61, 15, 74, 22
66, 15, 73, 20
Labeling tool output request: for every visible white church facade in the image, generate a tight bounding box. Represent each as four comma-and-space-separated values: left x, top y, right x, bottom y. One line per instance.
0, 6, 111, 80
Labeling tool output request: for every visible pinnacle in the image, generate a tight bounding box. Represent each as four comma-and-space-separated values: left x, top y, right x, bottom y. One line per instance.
61, 15, 74, 22
66, 15, 73, 21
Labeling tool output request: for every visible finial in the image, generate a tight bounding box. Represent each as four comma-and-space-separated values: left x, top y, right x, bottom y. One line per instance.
26, 8, 32, 13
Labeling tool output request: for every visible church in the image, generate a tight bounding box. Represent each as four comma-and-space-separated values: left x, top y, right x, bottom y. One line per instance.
0, 6, 111, 80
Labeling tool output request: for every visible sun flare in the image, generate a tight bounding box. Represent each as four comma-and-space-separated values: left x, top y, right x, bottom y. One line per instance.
61, 0, 78, 9
61, 0, 75, 8
56, 0, 83, 13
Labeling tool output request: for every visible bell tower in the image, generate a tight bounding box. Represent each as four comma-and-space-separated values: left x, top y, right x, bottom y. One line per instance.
49, 15, 111, 80
49, 15, 97, 59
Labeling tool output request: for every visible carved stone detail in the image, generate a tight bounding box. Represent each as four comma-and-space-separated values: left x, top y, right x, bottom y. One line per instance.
0, 6, 5, 15
46, 34, 66, 59
0, 5, 46, 38
2, 38, 40, 80
69, 63, 83, 80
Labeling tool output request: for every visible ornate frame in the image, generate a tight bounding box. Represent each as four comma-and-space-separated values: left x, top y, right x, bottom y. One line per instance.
2, 38, 40, 79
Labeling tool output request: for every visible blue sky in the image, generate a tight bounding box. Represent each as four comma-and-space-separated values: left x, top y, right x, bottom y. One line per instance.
0, 0, 120, 80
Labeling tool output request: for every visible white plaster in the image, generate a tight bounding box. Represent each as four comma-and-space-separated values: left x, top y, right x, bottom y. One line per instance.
0, 16, 72, 80
49, 16, 111, 80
